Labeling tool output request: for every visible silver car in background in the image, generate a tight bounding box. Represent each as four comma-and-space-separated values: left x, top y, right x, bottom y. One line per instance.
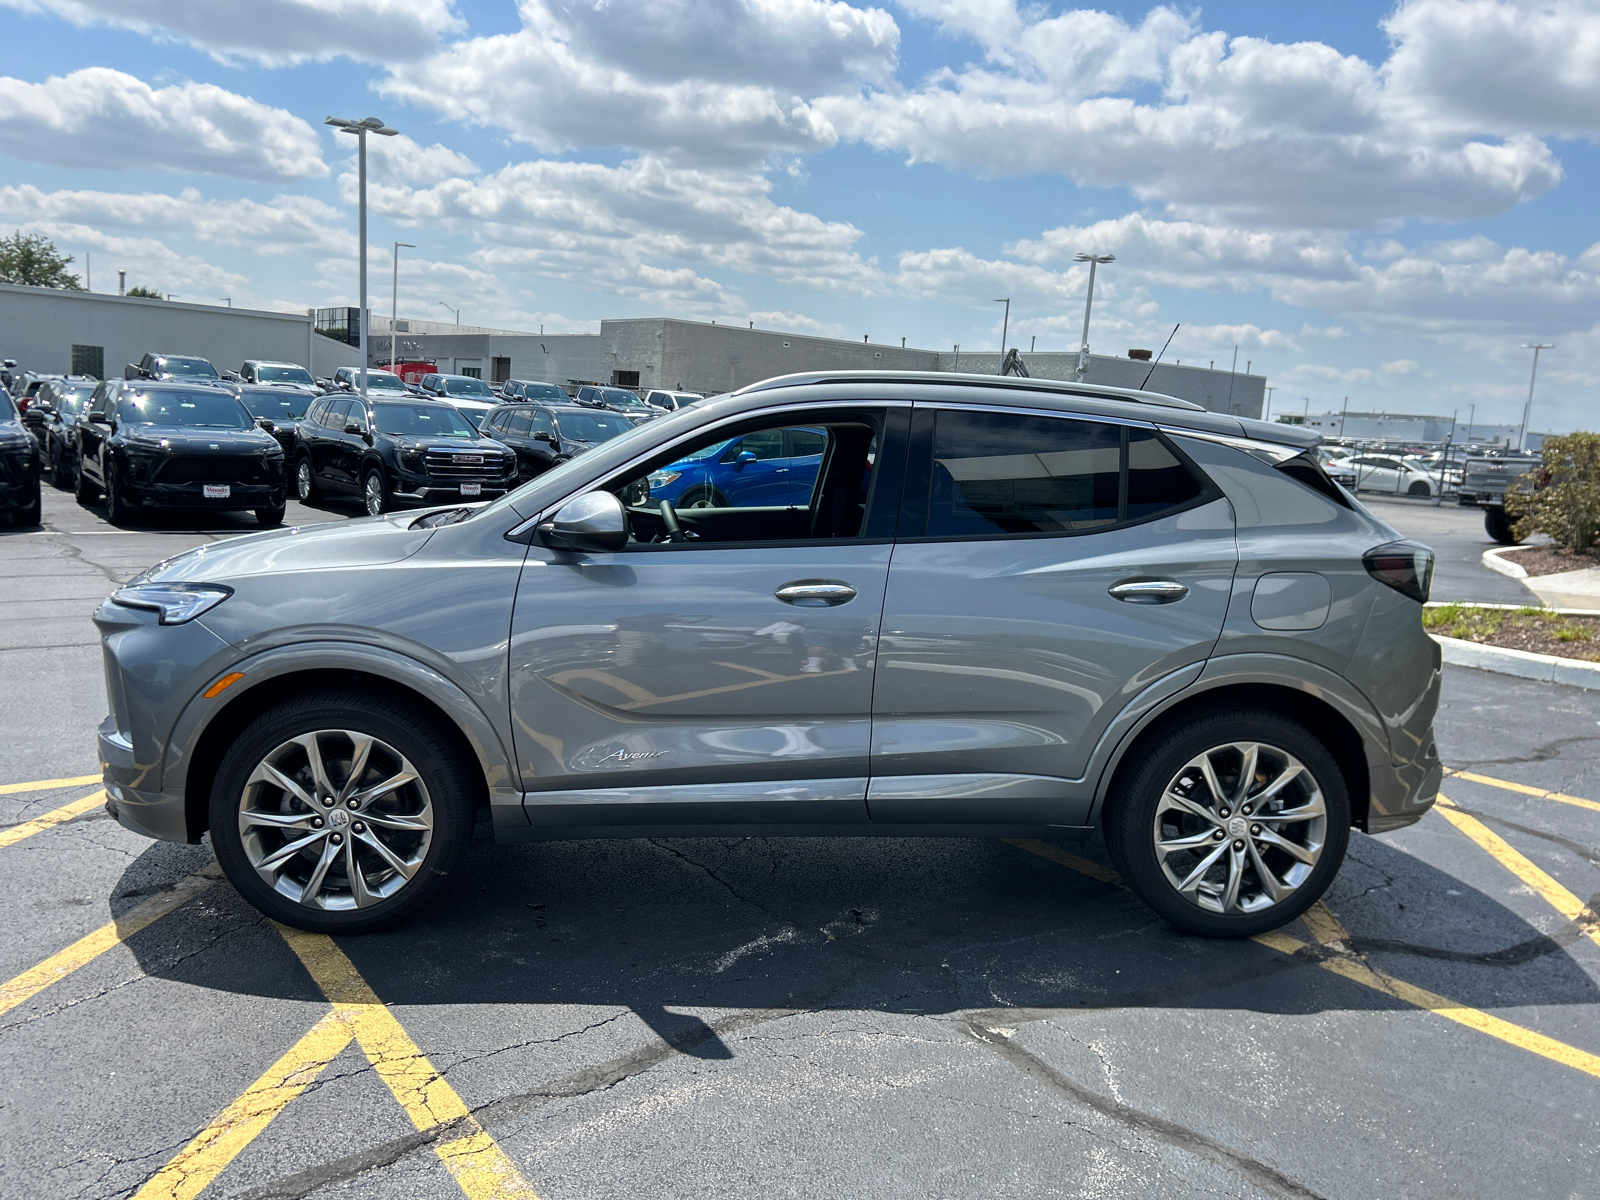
96, 372, 1441, 937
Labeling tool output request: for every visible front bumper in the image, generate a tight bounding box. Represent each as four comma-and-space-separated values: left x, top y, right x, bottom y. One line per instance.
0, 477, 39, 510
391, 477, 512, 504
123, 480, 285, 511
100, 719, 191, 843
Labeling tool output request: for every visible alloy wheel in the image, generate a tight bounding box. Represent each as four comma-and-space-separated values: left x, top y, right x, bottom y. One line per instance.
296, 460, 313, 501
1151, 741, 1326, 915
364, 472, 384, 516
236, 729, 434, 910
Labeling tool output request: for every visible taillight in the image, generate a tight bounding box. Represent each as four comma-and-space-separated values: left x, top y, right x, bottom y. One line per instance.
1363, 540, 1434, 603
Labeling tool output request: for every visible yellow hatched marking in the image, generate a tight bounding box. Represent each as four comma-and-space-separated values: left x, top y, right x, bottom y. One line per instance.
131, 1008, 358, 1200
0, 772, 101, 796
0, 790, 105, 849
1445, 769, 1600, 815
1436, 794, 1600, 949
277, 925, 542, 1200
1006, 841, 1600, 1081
0, 866, 222, 1016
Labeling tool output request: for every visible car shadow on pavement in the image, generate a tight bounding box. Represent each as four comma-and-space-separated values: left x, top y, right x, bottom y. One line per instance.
113, 820, 1600, 1046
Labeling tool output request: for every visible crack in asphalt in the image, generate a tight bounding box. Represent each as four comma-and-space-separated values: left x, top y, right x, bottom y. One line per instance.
1457, 733, 1600, 768
1445, 800, 1600, 869
957, 1020, 1326, 1200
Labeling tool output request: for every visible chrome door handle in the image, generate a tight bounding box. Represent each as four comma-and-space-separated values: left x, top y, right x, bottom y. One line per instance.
775, 580, 857, 607
1109, 578, 1189, 604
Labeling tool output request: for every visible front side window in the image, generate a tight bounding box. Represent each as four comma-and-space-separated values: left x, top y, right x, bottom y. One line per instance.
505, 411, 534, 436
918, 410, 1206, 538
120, 390, 252, 429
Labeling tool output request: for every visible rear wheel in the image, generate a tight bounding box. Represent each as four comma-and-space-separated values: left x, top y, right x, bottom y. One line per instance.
209, 690, 475, 933
363, 467, 391, 516
1104, 707, 1350, 937
295, 456, 321, 503
1407, 480, 1431, 497
1485, 508, 1520, 545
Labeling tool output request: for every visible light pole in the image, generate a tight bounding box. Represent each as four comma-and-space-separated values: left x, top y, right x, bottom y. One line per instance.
219, 297, 231, 307
1264, 385, 1276, 422
326, 115, 399, 401
391, 242, 414, 370
1466, 403, 1476, 446
1073, 253, 1114, 382
992, 298, 1010, 361
437, 301, 460, 325
1519, 342, 1553, 452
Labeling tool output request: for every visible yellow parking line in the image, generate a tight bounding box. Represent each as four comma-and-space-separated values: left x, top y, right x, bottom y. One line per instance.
1436, 794, 1600, 949
132, 1008, 359, 1200
1006, 841, 1600, 1081
1445, 768, 1600, 815
0, 790, 105, 850
0, 865, 222, 1017
277, 925, 542, 1199
0, 772, 101, 797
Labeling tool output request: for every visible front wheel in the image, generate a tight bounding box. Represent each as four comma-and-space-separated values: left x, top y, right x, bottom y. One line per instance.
208, 690, 475, 933
74, 459, 98, 505
1104, 707, 1350, 937
1407, 480, 1431, 497
362, 467, 391, 516
256, 505, 286, 527
295, 456, 322, 503
11, 486, 41, 528
1485, 508, 1520, 545
103, 466, 135, 525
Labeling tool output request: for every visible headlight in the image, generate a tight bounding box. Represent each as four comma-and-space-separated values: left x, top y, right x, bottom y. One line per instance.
110, 582, 233, 625
649, 471, 681, 488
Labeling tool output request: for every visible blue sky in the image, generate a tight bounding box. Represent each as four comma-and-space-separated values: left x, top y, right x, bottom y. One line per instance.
2, 0, 1598, 430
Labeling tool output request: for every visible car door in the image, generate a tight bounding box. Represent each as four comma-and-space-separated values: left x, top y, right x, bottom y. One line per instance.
309, 399, 349, 487
869, 405, 1237, 826
79, 385, 115, 484
506, 404, 907, 828
334, 400, 371, 487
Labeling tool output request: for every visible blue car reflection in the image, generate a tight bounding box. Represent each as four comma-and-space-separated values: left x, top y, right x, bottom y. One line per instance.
647, 427, 827, 508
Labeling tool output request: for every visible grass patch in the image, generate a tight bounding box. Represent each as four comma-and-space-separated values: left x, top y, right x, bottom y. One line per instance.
1424, 603, 1599, 660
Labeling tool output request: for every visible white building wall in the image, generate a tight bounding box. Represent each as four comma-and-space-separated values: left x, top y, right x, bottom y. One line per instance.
0, 283, 361, 379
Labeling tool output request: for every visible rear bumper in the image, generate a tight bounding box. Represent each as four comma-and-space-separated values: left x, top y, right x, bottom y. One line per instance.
1366, 733, 1442, 833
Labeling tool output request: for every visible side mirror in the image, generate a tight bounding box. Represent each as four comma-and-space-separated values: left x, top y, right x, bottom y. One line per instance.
343, 422, 362, 434
257, 418, 276, 432
89, 412, 111, 426
538, 492, 627, 553
733, 450, 757, 471
534, 431, 555, 443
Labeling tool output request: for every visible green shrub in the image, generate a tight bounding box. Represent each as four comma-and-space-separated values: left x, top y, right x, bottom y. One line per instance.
1507, 432, 1600, 551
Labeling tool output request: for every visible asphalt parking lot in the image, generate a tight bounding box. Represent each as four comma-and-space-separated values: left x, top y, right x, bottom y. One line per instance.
2, 484, 1595, 1199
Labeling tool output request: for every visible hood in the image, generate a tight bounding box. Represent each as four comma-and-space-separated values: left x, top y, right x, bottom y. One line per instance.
143, 513, 434, 584
124, 427, 280, 453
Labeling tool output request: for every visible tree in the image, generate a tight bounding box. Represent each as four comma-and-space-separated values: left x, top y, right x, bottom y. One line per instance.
126, 286, 164, 299
1506, 432, 1600, 552
0, 231, 83, 289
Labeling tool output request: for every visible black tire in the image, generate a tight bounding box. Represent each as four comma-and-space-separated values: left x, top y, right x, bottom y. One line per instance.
50, 447, 75, 491
209, 689, 475, 934
1485, 508, 1520, 545
74, 458, 99, 505
103, 465, 135, 525
1407, 480, 1431, 497
256, 505, 286, 527
677, 485, 727, 510
295, 456, 321, 504
1104, 706, 1350, 938
11, 486, 41, 528
362, 466, 391, 516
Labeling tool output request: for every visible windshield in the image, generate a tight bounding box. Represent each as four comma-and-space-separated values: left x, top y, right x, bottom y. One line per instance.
600, 388, 644, 407
255, 364, 314, 385
521, 383, 568, 401
57, 388, 92, 416
445, 377, 493, 397
121, 389, 252, 429
239, 390, 303, 419
373, 402, 477, 438
454, 406, 487, 430
554, 411, 635, 443
159, 358, 219, 379
363, 373, 409, 392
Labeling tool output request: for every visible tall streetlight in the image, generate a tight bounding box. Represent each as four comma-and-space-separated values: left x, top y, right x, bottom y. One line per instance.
437, 301, 460, 325
326, 115, 399, 400
1519, 342, 1553, 452
992, 298, 1010, 360
1074, 253, 1114, 382
391, 242, 415, 371
1264, 385, 1276, 422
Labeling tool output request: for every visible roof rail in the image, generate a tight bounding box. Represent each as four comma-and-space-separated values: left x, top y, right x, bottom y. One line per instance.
735, 370, 1206, 411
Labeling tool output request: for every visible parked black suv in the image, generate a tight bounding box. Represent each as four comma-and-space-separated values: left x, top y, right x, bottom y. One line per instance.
123, 352, 222, 383
75, 381, 286, 526
0, 390, 41, 527
293, 394, 515, 515
33, 379, 98, 488
481, 401, 638, 484
234, 384, 315, 456
574, 384, 657, 417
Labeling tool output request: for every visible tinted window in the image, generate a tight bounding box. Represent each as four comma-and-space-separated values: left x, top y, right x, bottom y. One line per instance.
505, 411, 533, 436
239, 389, 305, 420
372, 403, 476, 438
255, 364, 314, 385
158, 357, 219, 379
528, 410, 554, 436
1126, 428, 1202, 518
322, 399, 351, 428
725, 430, 785, 461
363, 373, 409, 392
554, 411, 631, 442
787, 428, 827, 457
444, 377, 493, 397
524, 383, 568, 401
120, 390, 252, 430
928, 411, 1120, 536
0, 393, 15, 420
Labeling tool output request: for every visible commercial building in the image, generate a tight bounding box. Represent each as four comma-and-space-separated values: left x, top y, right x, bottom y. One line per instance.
368, 316, 1267, 418
0, 283, 361, 381
1284, 409, 1525, 446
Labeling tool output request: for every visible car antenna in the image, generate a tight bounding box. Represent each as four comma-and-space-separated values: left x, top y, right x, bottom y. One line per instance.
1139, 324, 1180, 390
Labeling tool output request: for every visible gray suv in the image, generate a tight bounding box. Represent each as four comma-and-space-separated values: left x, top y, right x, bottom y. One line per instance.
95, 372, 1441, 937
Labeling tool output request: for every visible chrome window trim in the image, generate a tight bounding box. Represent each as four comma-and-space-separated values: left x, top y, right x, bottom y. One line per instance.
1158, 426, 1304, 465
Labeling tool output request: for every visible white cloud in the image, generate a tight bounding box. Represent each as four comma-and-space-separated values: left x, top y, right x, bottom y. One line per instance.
379, 0, 899, 165
339, 133, 479, 186
0, 68, 325, 181
1381, 358, 1421, 375
1, 0, 463, 66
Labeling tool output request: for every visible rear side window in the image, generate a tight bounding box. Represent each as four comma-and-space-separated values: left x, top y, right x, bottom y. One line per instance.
1274, 452, 1353, 508
506, 411, 533, 436
916, 410, 1210, 539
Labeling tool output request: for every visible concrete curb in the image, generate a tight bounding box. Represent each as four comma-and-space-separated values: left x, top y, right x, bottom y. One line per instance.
1432, 634, 1600, 690
1481, 547, 1528, 579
